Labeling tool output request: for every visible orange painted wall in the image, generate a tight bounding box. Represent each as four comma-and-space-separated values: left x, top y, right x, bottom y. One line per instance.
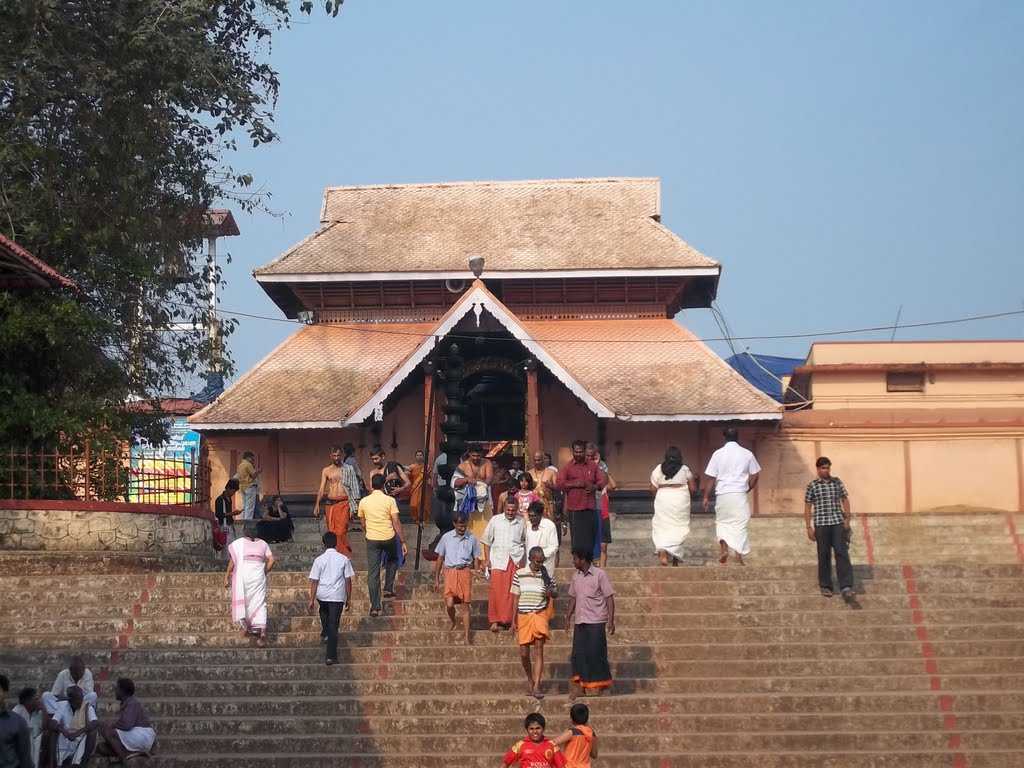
204, 433, 273, 511
909, 438, 1018, 512
538, 380, 597, 468
603, 421, 702, 491
754, 428, 1024, 514
810, 370, 1024, 410
807, 341, 1024, 410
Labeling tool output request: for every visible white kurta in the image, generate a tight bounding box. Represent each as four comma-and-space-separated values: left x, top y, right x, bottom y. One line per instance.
525, 517, 559, 568
650, 463, 693, 559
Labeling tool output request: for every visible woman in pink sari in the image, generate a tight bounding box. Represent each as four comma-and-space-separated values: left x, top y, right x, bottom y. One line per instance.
224, 521, 276, 646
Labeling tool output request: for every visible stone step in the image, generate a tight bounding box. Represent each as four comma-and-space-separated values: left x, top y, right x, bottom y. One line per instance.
6, 623, 1023, 650
3, 535, 1021, 767
6, 639, 1020, 672
64, 607, 1018, 637
5, 577, 1020, 615
78, 657, 1024, 683
93, 674, 1024, 699
132, 750, 1024, 768
150, 710, 1024, 736
86, 594, 1021, 621
149, 730, 1024, 753
3, 562, 1019, 587
141, 574, 1024, 597
129, 691, 1024, 719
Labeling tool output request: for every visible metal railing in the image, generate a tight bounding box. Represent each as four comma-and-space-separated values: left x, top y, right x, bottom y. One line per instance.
1, 443, 211, 507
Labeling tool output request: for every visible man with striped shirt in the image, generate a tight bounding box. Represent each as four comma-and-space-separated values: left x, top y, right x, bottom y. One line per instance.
804, 456, 854, 601
511, 546, 557, 699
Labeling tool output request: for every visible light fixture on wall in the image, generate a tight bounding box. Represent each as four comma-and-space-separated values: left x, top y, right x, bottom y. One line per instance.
468, 255, 485, 278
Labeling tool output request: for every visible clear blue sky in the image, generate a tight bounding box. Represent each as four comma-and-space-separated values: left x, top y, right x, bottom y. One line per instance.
214, 0, 1024, 381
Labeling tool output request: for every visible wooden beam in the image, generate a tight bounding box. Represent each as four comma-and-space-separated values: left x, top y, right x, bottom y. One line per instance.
525, 360, 543, 456
903, 440, 913, 514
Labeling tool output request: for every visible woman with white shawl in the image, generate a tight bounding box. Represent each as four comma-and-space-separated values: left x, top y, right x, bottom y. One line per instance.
650, 446, 698, 566
225, 521, 275, 646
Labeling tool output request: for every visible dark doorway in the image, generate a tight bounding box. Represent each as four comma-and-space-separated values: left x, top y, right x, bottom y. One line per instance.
463, 369, 525, 441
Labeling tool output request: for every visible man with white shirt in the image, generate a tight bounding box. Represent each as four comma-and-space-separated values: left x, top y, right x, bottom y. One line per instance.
307, 531, 356, 666
41, 657, 97, 717
703, 428, 761, 565
526, 502, 559, 571
46, 686, 96, 767
13, 687, 42, 768
481, 495, 527, 632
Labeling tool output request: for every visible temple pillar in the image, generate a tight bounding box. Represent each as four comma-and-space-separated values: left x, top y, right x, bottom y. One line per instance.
422, 361, 440, 462
525, 358, 543, 455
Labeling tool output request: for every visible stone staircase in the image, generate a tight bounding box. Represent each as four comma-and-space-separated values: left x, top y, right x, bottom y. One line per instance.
2, 512, 1023, 766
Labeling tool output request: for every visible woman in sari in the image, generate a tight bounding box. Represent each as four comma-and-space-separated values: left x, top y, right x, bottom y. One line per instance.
650, 446, 698, 566
225, 521, 275, 646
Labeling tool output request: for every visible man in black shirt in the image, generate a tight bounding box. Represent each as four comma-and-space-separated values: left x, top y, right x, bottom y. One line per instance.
215, 479, 241, 539
0, 674, 32, 768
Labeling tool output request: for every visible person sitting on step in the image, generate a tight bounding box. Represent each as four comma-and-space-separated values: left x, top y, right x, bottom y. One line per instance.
95, 678, 156, 763
42, 657, 98, 716
46, 686, 97, 767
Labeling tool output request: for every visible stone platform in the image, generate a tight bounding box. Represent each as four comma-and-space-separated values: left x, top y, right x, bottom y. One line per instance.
1, 512, 1022, 766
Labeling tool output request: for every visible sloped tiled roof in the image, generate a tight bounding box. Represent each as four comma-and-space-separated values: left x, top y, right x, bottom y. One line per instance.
188, 322, 433, 428
255, 177, 719, 277
191, 282, 779, 429
0, 233, 77, 290
519, 318, 781, 419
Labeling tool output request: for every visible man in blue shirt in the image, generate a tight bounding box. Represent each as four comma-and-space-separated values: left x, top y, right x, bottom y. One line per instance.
433, 514, 482, 642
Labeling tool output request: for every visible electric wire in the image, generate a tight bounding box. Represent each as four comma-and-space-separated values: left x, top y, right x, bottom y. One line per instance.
163, 300, 1024, 346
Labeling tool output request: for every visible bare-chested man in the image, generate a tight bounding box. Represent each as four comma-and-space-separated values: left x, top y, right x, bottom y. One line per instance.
314, 446, 353, 555
453, 446, 494, 538
369, 445, 411, 498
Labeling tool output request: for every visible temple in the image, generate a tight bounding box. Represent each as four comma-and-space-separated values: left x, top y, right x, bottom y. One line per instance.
190, 177, 781, 499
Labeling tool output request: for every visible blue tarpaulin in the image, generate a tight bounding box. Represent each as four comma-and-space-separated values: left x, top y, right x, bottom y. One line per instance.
725, 352, 803, 402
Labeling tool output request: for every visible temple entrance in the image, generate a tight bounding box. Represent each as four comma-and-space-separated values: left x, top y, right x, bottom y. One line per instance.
462, 359, 525, 442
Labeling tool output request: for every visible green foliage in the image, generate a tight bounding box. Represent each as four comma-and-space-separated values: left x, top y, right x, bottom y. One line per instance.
0, 1, 339, 446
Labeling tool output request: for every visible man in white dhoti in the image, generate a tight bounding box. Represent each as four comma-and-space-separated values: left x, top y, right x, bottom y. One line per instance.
225, 521, 276, 646
95, 678, 156, 762
46, 687, 96, 767
703, 428, 761, 565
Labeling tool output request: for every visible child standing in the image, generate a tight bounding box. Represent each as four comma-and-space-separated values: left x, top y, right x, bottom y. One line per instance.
502, 713, 567, 767
515, 472, 541, 520
554, 704, 598, 768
